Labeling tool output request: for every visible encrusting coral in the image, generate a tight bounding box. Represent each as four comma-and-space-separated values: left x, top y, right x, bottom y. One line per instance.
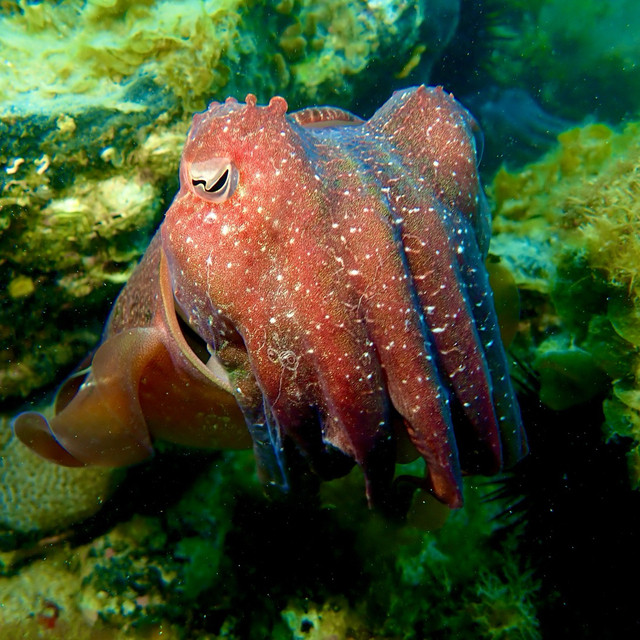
489, 121, 640, 488
0, 416, 120, 544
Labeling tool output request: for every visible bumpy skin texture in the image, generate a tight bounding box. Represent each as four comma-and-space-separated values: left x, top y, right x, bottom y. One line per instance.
14, 86, 526, 509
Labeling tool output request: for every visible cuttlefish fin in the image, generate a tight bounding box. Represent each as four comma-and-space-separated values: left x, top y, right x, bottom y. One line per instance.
14, 328, 164, 467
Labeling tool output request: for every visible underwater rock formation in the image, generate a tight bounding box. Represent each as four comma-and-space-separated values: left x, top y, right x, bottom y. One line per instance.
0, 93, 183, 400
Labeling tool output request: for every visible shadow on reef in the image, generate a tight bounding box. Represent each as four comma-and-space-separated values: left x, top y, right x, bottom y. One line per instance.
70, 447, 221, 545
68, 448, 369, 638
504, 380, 640, 638
429, 0, 577, 173
18, 434, 535, 638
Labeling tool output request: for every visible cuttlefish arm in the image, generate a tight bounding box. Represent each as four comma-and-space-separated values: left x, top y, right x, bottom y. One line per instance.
13, 232, 250, 467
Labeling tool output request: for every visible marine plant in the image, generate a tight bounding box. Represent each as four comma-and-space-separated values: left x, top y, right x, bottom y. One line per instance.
489, 121, 640, 487
0, 444, 540, 638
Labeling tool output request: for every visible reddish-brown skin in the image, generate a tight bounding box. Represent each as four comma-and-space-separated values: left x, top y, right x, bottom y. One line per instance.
14, 86, 527, 509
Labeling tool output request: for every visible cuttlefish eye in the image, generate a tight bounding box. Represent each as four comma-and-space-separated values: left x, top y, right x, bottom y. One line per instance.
189, 158, 238, 203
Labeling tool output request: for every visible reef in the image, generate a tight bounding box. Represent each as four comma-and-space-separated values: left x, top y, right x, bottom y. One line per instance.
0, 415, 120, 546
0, 95, 184, 400
489, 121, 640, 488
0, 449, 540, 639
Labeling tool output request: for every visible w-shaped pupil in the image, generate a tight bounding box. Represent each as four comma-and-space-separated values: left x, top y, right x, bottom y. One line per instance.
193, 169, 229, 193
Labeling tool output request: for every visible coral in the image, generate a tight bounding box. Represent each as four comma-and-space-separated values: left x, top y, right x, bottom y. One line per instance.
0, 415, 120, 543
489, 121, 640, 487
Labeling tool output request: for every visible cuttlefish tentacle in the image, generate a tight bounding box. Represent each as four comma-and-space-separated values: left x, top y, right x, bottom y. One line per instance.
449, 212, 528, 465
304, 127, 467, 506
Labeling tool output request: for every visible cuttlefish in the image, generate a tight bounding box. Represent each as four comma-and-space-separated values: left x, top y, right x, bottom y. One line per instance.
15, 86, 527, 509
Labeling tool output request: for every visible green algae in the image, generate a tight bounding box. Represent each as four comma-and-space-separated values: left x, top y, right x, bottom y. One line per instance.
277, 0, 428, 105
0, 0, 432, 114
0, 0, 246, 113
470, 565, 540, 640
82, 464, 538, 638
490, 121, 640, 488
